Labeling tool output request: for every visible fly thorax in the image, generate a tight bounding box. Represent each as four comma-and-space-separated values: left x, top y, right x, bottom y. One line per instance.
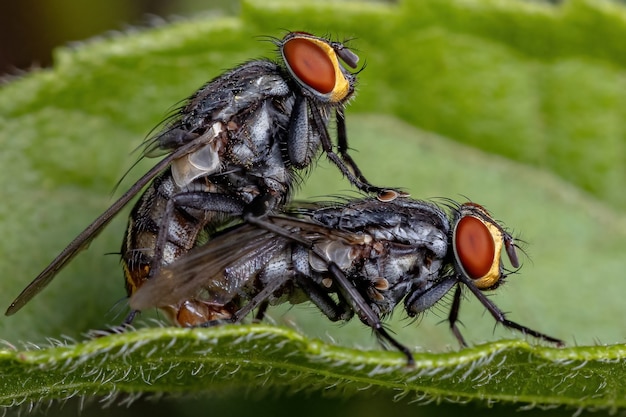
219, 74, 289, 121
253, 74, 291, 93
254, 140, 291, 194
229, 102, 274, 167
211, 70, 289, 121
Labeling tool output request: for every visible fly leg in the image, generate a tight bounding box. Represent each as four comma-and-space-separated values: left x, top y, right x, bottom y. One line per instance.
253, 301, 269, 322
457, 275, 564, 346
288, 95, 402, 198
292, 273, 354, 322
122, 309, 139, 327
327, 263, 415, 366
334, 108, 372, 185
228, 268, 293, 323
309, 106, 379, 194
151, 191, 246, 279
448, 285, 468, 348
310, 104, 405, 199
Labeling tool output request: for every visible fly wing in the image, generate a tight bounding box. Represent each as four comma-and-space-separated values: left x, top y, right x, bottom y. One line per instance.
269, 210, 372, 246
129, 224, 289, 311
5, 133, 217, 316
129, 211, 366, 312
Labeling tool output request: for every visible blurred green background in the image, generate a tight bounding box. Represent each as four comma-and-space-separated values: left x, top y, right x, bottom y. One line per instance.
1, 0, 625, 416
0, 0, 239, 76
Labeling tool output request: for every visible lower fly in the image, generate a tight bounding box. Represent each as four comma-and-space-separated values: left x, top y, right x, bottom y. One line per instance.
130, 197, 564, 366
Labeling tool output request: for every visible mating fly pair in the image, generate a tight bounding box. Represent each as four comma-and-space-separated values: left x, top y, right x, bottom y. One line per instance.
5, 31, 562, 365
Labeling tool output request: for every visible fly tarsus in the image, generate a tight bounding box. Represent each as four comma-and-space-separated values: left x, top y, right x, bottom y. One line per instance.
457, 274, 565, 347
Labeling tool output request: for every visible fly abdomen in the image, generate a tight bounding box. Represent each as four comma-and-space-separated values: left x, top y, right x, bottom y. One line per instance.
122, 169, 223, 296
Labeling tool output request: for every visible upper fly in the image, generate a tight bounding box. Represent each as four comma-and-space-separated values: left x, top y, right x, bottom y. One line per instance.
5, 32, 402, 320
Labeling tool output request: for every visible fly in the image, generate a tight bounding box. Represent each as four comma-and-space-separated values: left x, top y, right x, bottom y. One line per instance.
5, 32, 400, 318
130, 197, 564, 366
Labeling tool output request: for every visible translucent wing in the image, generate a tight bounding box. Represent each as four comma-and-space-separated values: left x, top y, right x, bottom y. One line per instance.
129, 212, 367, 311
129, 223, 289, 311
5, 132, 216, 315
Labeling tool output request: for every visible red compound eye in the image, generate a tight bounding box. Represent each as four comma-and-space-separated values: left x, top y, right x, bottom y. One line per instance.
454, 215, 495, 279
283, 37, 336, 94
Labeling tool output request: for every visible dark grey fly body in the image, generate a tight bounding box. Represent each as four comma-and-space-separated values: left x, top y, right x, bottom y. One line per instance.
6, 32, 398, 319
130, 197, 563, 366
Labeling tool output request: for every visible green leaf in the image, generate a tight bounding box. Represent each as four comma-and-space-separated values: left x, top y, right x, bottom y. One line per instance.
1, 0, 625, 414
3, 326, 626, 409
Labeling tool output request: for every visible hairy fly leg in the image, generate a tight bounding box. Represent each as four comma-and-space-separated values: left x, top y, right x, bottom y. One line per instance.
456, 274, 564, 346
404, 276, 458, 319
307, 101, 398, 198
151, 191, 247, 276
326, 263, 415, 366
448, 285, 467, 347
334, 108, 370, 185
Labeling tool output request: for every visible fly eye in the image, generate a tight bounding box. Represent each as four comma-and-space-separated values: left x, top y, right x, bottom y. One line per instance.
282, 37, 336, 94
453, 215, 496, 280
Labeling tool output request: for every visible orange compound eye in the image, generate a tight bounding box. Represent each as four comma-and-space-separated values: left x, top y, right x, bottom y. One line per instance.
454, 215, 496, 280
283, 37, 336, 94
